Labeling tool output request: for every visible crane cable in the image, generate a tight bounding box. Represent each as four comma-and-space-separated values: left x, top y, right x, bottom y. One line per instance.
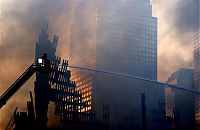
54, 65, 200, 95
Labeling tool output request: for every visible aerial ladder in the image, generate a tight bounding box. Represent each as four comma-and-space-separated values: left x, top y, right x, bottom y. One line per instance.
0, 54, 51, 109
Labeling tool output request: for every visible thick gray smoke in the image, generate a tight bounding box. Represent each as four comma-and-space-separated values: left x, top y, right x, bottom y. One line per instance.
0, 0, 78, 129
0, 0, 198, 129
173, 0, 198, 35
152, 0, 197, 81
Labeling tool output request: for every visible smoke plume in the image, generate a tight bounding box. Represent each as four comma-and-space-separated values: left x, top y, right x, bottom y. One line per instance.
0, 0, 78, 129
0, 0, 198, 129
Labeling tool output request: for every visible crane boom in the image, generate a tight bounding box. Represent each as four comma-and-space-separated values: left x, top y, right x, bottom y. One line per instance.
0, 64, 37, 109
0, 54, 51, 109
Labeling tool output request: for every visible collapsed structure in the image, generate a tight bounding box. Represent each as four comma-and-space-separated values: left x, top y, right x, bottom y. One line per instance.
3, 22, 109, 130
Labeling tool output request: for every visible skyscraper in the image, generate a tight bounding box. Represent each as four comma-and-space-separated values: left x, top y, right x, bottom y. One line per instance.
70, 0, 160, 129
96, 0, 157, 80
194, 0, 200, 127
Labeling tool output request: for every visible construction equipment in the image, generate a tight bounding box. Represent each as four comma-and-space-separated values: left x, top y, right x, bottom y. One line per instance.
0, 54, 51, 109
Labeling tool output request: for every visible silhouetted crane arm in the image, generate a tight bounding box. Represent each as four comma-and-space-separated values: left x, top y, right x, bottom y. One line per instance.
0, 64, 38, 109
0, 54, 51, 109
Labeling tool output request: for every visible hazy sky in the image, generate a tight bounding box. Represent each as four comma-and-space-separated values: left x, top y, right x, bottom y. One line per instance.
0, 0, 197, 129
152, 0, 196, 81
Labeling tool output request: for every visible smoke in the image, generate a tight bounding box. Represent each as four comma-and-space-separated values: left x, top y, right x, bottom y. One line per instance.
69, 0, 97, 67
152, 0, 197, 81
173, 0, 198, 34
0, 0, 78, 129
0, 0, 198, 129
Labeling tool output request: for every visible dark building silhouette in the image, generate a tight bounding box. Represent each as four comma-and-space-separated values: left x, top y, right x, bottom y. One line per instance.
166, 68, 195, 130
151, 100, 167, 130
141, 93, 147, 130
8, 23, 109, 130
13, 92, 36, 130
34, 22, 59, 128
